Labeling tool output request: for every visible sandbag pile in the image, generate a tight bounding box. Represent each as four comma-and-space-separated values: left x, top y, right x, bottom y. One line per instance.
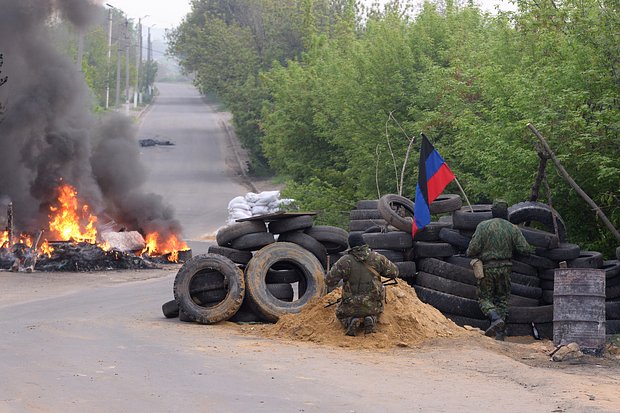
226, 191, 295, 224
348, 194, 620, 338
162, 214, 349, 324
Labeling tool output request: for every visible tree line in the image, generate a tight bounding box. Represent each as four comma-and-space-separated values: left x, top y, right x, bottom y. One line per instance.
168, 0, 620, 256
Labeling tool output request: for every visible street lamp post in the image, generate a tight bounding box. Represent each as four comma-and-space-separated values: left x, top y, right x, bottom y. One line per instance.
105, 3, 117, 110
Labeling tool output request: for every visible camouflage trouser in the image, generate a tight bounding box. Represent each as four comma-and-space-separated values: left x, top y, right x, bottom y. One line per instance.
477, 264, 511, 319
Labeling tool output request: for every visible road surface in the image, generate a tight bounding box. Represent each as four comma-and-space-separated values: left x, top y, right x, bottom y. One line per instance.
136, 82, 250, 252
1, 83, 618, 413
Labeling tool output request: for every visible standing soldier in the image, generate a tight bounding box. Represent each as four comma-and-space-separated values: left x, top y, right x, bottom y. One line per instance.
466, 200, 533, 340
326, 232, 399, 336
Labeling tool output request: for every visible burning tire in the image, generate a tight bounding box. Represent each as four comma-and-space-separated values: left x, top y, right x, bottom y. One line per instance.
173, 254, 245, 324
244, 242, 325, 322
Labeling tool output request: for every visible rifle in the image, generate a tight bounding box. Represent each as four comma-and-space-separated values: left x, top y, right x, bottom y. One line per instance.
324, 277, 398, 308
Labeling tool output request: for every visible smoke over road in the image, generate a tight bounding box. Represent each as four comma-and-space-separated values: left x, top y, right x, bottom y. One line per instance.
0, 0, 183, 239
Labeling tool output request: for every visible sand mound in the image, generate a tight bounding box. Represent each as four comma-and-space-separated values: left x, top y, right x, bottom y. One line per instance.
263, 281, 466, 349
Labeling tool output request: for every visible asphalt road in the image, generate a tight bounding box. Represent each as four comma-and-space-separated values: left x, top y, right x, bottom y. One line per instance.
1, 83, 617, 413
136, 82, 250, 253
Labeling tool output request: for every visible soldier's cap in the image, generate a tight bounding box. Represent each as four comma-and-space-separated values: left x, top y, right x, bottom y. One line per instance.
348, 232, 366, 248
492, 199, 508, 208
491, 199, 509, 219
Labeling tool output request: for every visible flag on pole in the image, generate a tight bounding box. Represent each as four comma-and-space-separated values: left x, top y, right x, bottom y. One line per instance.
412, 134, 455, 236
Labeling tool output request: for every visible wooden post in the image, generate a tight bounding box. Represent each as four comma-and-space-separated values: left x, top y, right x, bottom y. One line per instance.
6, 202, 13, 248
527, 123, 620, 242
530, 151, 549, 202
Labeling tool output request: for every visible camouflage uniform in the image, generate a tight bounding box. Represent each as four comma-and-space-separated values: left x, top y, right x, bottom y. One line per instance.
466, 218, 533, 319
326, 245, 398, 326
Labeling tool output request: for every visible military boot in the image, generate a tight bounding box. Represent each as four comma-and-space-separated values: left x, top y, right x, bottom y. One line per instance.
346, 317, 362, 336
484, 310, 505, 337
363, 316, 377, 334
495, 327, 506, 341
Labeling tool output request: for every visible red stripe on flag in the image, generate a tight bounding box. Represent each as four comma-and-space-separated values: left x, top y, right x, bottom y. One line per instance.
427, 164, 455, 202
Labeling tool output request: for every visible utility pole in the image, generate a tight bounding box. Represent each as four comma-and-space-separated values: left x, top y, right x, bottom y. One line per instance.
134, 16, 147, 107
115, 31, 122, 107
76, 29, 84, 72
147, 26, 152, 96
105, 4, 115, 109
125, 19, 130, 105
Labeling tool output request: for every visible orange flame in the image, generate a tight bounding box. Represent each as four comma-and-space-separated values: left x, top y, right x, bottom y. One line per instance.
19, 233, 33, 247
1, 230, 8, 248
39, 240, 54, 257
48, 184, 98, 243
141, 232, 188, 262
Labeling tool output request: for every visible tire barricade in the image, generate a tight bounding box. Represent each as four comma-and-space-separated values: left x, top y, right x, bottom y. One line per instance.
163, 214, 346, 324
348, 195, 620, 338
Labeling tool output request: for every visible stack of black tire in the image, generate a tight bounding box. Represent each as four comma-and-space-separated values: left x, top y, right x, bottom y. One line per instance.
162, 215, 349, 324
349, 194, 620, 338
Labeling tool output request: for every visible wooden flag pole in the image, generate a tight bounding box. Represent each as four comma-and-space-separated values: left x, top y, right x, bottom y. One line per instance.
454, 177, 474, 212
527, 123, 620, 242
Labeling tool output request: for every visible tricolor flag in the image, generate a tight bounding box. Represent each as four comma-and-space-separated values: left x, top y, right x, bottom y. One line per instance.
412, 134, 455, 236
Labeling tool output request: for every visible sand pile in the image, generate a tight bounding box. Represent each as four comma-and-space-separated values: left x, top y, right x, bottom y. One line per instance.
263, 281, 466, 349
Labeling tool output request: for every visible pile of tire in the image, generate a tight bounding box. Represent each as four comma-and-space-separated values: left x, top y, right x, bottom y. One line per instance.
349, 195, 620, 338
162, 215, 348, 324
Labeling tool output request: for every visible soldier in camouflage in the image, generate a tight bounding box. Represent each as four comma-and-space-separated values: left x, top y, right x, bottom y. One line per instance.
326, 232, 399, 336
466, 200, 533, 340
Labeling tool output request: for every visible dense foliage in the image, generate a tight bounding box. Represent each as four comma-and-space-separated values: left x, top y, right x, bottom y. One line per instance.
168, 0, 620, 256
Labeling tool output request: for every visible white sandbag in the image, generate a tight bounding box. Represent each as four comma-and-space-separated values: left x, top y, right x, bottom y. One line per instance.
254, 190, 280, 206
228, 196, 251, 211
244, 192, 259, 203
251, 205, 271, 215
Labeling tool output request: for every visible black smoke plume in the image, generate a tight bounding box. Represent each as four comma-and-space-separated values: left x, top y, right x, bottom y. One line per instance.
0, 0, 183, 240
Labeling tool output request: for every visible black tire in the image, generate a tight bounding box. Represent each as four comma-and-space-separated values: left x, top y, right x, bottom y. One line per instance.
509, 294, 540, 307
173, 254, 245, 324
540, 279, 554, 290
606, 301, 620, 320
229, 310, 263, 323
510, 259, 538, 277
349, 209, 383, 220
277, 231, 328, 268
419, 257, 477, 286
266, 283, 295, 302
541, 289, 553, 304
373, 249, 405, 263
506, 305, 553, 324
519, 227, 559, 249
429, 194, 462, 214
193, 288, 228, 304
396, 261, 417, 279
510, 272, 540, 287
414, 222, 452, 242
414, 271, 478, 300
443, 313, 489, 330
363, 231, 413, 250
413, 285, 485, 319
438, 227, 471, 250
413, 241, 456, 258
162, 299, 179, 318
617, 246, 620, 261
607, 284, 620, 300
349, 219, 388, 232
567, 251, 604, 269
356, 200, 379, 209
208, 245, 253, 265
179, 309, 194, 322
216, 221, 267, 247
266, 266, 303, 284
607, 320, 620, 335
452, 205, 492, 230
244, 242, 325, 322
508, 201, 567, 242
535, 243, 580, 261
268, 215, 314, 234
304, 225, 349, 253
507, 322, 553, 339
230, 232, 275, 251
539, 268, 556, 281
515, 254, 556, 270
377, 194, 415, 233
510, 282, 542, 299
603, 260, 620, 279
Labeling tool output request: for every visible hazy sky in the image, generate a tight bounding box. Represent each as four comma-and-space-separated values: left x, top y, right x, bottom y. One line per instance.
107, 0, 516, 30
